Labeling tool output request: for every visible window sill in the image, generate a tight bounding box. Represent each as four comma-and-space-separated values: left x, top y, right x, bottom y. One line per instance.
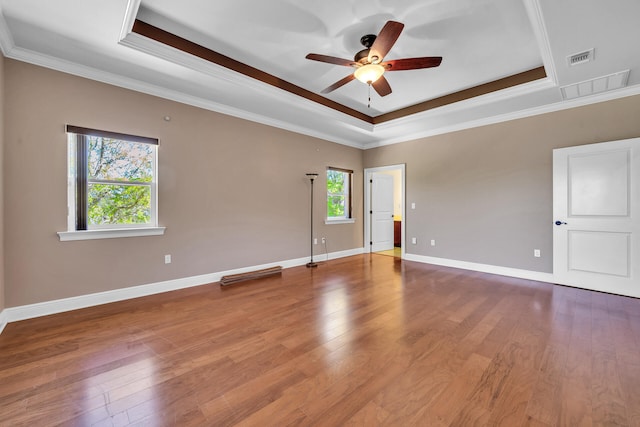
325, 218, 356, 225
57, 227, 166, 241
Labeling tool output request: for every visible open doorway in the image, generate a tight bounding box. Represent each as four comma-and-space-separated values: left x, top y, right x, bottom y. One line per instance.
364, 164, 405, 259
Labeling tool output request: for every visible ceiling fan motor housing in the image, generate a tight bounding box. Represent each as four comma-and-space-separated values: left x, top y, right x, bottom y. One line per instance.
360, 34, 377, 48
355, 34, 378, 64
354, 49, 370, 64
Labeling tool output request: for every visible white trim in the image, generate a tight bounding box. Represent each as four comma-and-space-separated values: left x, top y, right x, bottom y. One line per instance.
118, 31, 374, 133
4, 42, 369, 151
57, 227, 166, 241
4, 5, 640, 151
371, 77, 556, 135
523, 0, 558, 85
325, 218, 356, 225
0, 9, 15, 56
403, 253, 555, 283
364, 164, 406, 259
4, 8, 640, 151
1, 247, 364, 326
365, 84, 640, 150
119, 0, 142, 41
0, 310, 7, 335
324, 247, 364, 260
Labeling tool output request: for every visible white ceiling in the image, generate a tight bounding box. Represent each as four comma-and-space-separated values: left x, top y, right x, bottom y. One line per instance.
0, 0, 639, 149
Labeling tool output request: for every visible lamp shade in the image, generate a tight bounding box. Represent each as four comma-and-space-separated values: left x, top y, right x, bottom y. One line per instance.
354, 63, 385, 84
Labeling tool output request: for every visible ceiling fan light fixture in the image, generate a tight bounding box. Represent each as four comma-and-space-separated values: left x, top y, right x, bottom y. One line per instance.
354, 63, 385, 84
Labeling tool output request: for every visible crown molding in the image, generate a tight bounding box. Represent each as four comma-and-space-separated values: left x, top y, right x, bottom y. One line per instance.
366, 83, 640, 149
523, 0, 558, 85
0, 9, 16, 56
118, 30, 374, 134
119, 0, 141, 41
3, 2, 639, 151
4, 40, 370, 149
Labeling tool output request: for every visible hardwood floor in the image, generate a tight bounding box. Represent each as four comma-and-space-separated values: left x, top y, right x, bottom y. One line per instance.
1, 254, 639, 426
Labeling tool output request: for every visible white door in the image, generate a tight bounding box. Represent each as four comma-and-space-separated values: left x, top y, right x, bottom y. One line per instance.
371, 173, 395, 252
553, 137, 640, 297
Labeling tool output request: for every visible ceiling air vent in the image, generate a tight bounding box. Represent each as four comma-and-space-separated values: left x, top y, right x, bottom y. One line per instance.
567, 48, 594, 66
560, 70, 629, 100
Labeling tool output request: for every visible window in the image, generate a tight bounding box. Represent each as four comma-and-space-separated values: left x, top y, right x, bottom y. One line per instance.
60, 125, 163, 240
326, 167, 353, 222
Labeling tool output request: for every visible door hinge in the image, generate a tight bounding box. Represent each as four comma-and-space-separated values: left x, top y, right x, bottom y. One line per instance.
370, 241, 372, 245
370, 179, 373, 183
370, 210, 373, 214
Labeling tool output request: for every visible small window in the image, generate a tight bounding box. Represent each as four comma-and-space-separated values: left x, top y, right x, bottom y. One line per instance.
327, 167, 353, 220
66, 125, 158, 231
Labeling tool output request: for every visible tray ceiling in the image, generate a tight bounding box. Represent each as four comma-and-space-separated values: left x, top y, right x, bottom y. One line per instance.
0, 0, 639, 148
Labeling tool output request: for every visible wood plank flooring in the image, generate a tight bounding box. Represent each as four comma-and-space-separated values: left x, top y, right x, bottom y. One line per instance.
1, 254, 640, 426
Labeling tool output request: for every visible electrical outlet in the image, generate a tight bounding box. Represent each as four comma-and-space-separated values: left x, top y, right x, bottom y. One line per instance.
411, 202, 416, 210
534, 249, 541, 258
430, 239, 436, 246
164, 254, 171, 264
411, 237, 417, 244
314, 238, 318, 245
321, 237, 326, 244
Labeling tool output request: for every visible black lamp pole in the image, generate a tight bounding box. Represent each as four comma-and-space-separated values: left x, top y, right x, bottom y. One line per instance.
306, 173, 318, 268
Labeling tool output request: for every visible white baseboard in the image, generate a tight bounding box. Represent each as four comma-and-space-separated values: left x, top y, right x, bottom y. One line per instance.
403, 253, 555, 283
320, 247, 365, 262
3, 247, 365, 327
0, 309, 7, 335
2, 249, 550, 333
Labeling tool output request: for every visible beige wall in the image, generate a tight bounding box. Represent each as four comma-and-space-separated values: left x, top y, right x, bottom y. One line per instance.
0, 55, 5, 312
364, 94, 640, 272
4, 59, 363, 307
4, 56, 640, 308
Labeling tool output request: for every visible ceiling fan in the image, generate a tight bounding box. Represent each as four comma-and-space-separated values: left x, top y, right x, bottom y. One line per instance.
306, 21, 442, 98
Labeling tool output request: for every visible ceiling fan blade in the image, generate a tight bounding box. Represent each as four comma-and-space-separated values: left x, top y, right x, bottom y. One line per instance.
306, 54, 358, 67
321, 74, 356, 93
368, 21, 404, 63
382, 56, 443, 71
372, 75, 392, 97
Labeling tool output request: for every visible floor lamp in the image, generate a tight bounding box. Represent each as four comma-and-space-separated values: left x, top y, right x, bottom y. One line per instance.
306, 173, 318, 268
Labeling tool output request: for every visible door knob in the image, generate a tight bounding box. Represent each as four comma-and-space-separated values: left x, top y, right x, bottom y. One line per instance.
555, 220, 567, 226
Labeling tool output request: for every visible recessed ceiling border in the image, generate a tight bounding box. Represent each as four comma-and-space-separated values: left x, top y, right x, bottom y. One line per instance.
373, 67, 547, 124
522, 0, 558, 85
130, 19, 548, 126
131, 20, 372, 123
2, 1, 639, 151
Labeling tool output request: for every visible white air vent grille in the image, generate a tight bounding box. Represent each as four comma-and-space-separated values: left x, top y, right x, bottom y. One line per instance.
567, 48, 594, 66
560, 70, 630, 100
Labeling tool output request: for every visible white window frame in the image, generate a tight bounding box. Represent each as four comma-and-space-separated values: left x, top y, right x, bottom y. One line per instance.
326, 167, 355, 224
58, 126, 165, 241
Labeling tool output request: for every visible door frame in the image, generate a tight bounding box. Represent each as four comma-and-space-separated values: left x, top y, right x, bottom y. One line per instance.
364, 164, 406, 258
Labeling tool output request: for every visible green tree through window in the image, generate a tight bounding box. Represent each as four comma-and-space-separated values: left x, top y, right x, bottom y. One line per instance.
87, 137, 154, 226
66, 125, 158, 230
327, 168, 352, 220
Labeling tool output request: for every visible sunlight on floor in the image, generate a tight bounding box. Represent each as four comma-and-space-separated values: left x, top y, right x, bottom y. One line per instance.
375, 247, 401, 257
